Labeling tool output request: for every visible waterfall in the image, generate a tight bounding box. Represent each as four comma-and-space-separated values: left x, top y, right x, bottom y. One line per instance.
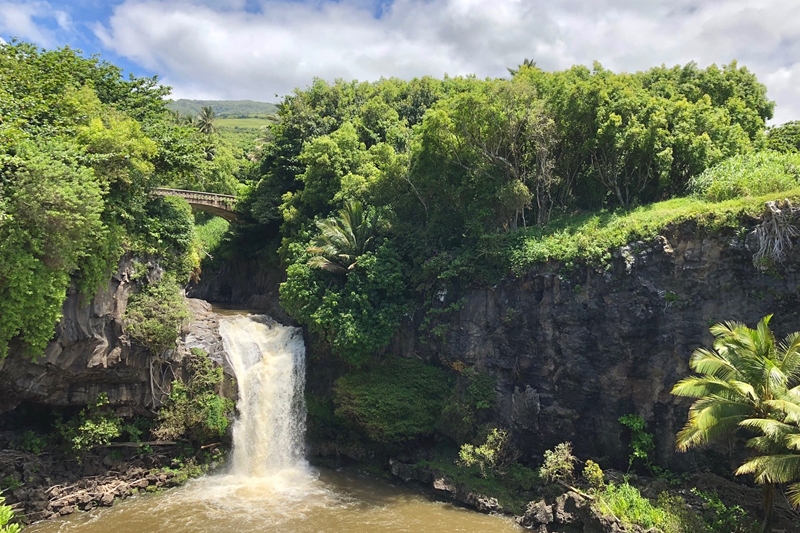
218, 315, 307, 476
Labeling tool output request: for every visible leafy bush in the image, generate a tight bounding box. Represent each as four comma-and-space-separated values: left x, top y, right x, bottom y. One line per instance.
416, 445, 538, 514
596, 482, 681, 532
691, 489, 757, 533
690, 151, 800, 202
194, 215, 230, 259
0, 496, 21, 533
540, 442, 577, 484
458, 428, 519, 477
154, 348, 234, 444
582, 459, 605, 490
14, 430, 47, 454
281, 242, 407, 367
124, 277, 190, 354
619, 414, 655, 473
134, 196, 198, 281
333, 357, 452, 443
55, 393, 122, 454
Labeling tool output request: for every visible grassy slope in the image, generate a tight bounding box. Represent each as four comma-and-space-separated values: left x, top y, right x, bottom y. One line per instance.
507, 188, 800, 276
166, 99, 278, 116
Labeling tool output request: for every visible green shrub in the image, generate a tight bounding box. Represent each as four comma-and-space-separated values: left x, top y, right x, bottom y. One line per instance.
619, 414, 655, 473
333, 357, 452, 443
0, 496, 21, 533
154, 348, 233, 444
690, 151, 800, 202
280, 242, 408, 367
124, 277, 190, 354
691, 488, 757, 533
596, 482, 681, 532
55, 393, 122, 454
582, 459, 605, 490
458, 428, 519, 477
540, 442, 577, 484
14, 430, 47, 454
194, 216, 230, 259
134, 196, 197, 280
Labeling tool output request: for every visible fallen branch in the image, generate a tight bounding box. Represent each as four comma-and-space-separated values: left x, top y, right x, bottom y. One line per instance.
100, 441, 176, 448
557, 480, 595, 501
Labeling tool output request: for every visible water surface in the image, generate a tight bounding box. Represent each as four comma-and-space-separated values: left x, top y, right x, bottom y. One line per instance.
27, 468, 522, 533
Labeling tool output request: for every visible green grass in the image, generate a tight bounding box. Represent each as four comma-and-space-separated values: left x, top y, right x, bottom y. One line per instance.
691, 151, 800, 201
595, 483, 683, 533
195, 216, 230, 258
507, 187, 800, 276
414, 446, 538, 515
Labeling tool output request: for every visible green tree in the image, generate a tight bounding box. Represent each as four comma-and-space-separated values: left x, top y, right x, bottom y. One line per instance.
307, 200, 379, 274
671, 316, 800, 532
196, 106, 217, 135
736, 391, 800, 510
767, 121, 800, 153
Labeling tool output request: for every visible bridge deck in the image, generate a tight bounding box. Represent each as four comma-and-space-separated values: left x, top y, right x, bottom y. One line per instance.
153, 188, 238, 221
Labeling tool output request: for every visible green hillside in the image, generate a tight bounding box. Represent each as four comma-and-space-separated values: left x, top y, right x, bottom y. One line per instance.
166, 98, 278, 117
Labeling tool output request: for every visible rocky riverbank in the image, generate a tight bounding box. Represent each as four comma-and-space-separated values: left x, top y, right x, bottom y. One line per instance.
0, 437, 225, 525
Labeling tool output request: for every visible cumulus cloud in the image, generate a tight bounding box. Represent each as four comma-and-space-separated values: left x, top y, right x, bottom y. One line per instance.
78, 0, 800, 123
0, 0, 71, 46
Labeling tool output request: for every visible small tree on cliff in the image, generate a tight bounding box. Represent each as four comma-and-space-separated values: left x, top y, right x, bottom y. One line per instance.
306, 200, 379, 274
671, 315, 800, 532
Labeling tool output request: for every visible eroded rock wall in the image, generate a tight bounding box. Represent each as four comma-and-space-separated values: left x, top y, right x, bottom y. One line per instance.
0, 256, 231, 415
0, 257, 153, 414
401, 224, 800, 467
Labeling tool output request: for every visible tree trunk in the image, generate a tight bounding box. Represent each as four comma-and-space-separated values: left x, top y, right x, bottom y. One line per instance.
761, 482, 775, 533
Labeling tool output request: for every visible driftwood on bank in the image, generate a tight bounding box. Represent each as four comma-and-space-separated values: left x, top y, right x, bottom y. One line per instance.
100, 441, 176, 448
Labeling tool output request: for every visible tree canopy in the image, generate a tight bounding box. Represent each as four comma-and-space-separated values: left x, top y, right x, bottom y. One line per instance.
0, 41, 245, 359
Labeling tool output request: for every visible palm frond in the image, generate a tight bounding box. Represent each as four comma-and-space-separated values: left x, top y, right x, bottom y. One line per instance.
676, 397, 752, 451
689, 348, 742, 381
787, 482, 800, 508
736, 454, 800, 484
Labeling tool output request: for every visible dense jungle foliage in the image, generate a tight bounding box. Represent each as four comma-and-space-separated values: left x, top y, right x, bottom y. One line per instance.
0, 41, 248, 359
232, 59, 786, 369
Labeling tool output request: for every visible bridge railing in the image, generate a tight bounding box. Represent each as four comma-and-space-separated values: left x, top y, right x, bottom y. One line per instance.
153, 188, 237, 208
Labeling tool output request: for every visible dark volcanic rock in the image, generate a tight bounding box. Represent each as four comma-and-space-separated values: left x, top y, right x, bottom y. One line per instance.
0, 253, 232, 414
0, 256, 156, 414
187, 258, 291, 323
398, 225, 800, 468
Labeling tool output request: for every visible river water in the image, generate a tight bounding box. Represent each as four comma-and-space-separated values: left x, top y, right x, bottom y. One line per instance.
27, 314, 521, 533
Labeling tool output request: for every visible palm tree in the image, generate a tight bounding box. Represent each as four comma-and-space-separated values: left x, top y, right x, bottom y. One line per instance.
671, 315, 800, 532
306, 200, 379, 274
737, 391, 800, 509
196, 106, 216, 135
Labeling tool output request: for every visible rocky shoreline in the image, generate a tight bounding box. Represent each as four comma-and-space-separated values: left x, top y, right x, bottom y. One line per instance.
0, 439, 222, 526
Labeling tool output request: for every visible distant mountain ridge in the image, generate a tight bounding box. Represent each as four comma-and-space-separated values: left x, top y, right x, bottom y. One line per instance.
166, 99, 278, 117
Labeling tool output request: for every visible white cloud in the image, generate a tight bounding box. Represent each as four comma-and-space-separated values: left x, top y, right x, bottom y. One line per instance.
0, 0, 60, 46
80, 0, 800, 123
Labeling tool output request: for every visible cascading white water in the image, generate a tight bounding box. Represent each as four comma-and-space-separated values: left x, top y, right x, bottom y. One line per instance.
218, 315, 307, 476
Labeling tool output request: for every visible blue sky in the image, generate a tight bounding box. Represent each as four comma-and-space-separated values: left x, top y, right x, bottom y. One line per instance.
2, 0, 800, 123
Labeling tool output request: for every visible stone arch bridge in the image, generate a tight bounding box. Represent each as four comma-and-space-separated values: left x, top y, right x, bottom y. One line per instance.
153, 188, 238, 221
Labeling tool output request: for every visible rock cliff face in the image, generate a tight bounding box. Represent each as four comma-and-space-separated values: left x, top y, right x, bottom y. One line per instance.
0, 257, 231, 416
400, 224, 800, 467
0, 257, 152, 415
186, 258, 290, 323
